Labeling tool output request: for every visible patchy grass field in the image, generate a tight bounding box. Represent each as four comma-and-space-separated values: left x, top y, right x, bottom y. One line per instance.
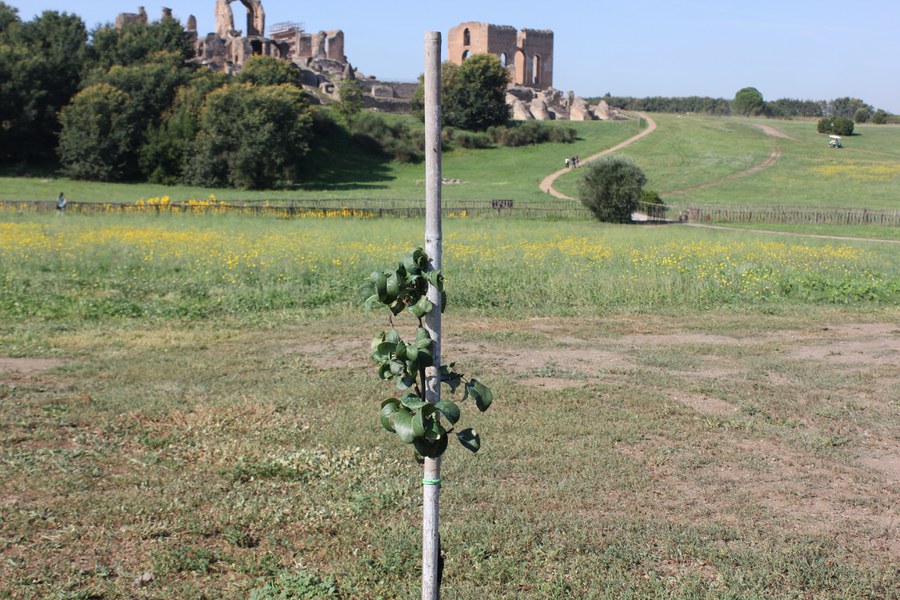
1, 213, 898, 598
1, 311, 898, 598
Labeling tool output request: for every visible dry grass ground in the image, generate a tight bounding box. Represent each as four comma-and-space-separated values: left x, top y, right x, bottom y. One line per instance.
1, 308, 897, 598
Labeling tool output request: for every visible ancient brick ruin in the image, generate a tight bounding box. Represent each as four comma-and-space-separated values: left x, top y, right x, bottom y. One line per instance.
115, 2, 417, 108
448, 22, 554, 90
111, 6, 616, 119
448, 21, 621, 121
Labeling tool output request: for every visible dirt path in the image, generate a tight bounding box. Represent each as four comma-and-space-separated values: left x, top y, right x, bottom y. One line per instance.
665, 149, 782, 196
666, 124, 790, 196
539, 113, 657, 200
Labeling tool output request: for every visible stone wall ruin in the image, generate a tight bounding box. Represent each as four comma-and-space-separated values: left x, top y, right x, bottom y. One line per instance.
448, 22, 554, 90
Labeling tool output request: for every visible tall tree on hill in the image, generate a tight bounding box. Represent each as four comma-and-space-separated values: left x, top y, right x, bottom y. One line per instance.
412, 53, 510, 131
732, 87, 765, 116
88, 17, 194, 70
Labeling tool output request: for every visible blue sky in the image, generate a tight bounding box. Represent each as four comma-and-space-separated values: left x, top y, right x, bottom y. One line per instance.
13, 0, 900, 112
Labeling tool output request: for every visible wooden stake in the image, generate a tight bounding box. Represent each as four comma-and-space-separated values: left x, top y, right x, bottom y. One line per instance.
422, 30, 442, 600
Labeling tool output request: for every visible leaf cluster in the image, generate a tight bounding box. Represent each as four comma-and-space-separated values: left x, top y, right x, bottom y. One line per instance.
364, 248, 492, 461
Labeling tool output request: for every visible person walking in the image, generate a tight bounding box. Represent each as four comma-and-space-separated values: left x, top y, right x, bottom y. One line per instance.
56, 192, 67, 213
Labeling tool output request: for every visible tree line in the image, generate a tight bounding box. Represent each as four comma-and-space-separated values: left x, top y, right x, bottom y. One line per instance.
595, 90, 890, 123
1, 4, 558, 189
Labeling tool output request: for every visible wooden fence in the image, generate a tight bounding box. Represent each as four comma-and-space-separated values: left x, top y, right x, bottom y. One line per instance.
0, 199, 594, 220
2, 199, 897, 226
677, 205, 900, 226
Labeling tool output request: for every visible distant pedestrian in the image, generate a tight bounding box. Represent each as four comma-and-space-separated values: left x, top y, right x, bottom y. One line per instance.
564, 158, 570, 169
56, 192, 67, 213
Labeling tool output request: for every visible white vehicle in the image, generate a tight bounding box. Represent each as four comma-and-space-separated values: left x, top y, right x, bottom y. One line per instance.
828, 135, 843, 148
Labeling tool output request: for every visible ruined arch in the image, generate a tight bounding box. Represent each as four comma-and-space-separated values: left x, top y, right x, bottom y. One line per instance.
499, 52, 508, 67
514, 49, 526, 85
462, 49, 471, 61
463, 28, 470, 46
532, 55, 541, 85
217, 0, 265, 37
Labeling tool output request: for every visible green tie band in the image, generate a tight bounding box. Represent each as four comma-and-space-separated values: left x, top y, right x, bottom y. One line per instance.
422, 478, 442, 486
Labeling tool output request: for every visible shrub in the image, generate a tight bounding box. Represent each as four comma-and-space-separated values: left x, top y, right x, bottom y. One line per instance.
640, 189, 664, 205
350, 111, 423, 162
58, 83, 137, 181
578, 157, 646, 223
872, 109, 889, 125
817, 117, 854, 136
185, 83, 313, 189
451, 129, 492, 149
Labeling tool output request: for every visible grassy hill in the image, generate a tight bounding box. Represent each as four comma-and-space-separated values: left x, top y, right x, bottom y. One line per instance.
2, 113, 898, 210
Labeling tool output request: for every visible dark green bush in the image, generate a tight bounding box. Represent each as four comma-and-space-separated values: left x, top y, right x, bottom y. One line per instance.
350, 112, 423, 163
817, 117, 854, 136
578, 157, 646, 223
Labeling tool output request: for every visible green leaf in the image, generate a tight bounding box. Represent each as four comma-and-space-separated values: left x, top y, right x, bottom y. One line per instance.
385, 272, 401, 304
389, 360, 405, 376
424, 269, 445, 292
396, 374, 415, 390
400, 394, 428, 410
384, 329, 400, 344
408, 296, 433, 319
435, 400, 461, 424
405, 344, 418, 363
414, 426, 448, 458
378, 363, 392, 380
363, 293, 378, 313
457, 428, 481, 453
467, 379, 493, 412
393, 409, 416, 444
416, 327, 431, 344
424, 415, 443, 440
416, 348, 434, 368
404, 247, 429, 274
371, 271, 388, 303
440, 365, 462, 393
380, 399, 400, 432
412, 409, 427, 437
394, 341, 407, 361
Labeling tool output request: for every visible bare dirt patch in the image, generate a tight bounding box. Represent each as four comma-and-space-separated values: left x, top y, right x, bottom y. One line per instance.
756, 124, 797, 140
787, 323, 899, 367
0, 357, 64, 377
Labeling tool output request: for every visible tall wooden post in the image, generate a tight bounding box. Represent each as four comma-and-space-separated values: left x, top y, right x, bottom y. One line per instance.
422, 30, 442, 600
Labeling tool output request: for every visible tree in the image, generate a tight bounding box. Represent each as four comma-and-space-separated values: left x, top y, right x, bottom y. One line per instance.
82, 51, 196, 177
139, 70, 228, 183
0, 2, 19, 34
236, 55, 303, 87
578, 157, 646, 223
186, 83, 313, 189
58, 83, 136, 180
444, 54, 510, 131
88, 18, 193, 70
0, 10, 88, 161
872, 109, 889, 125
411, 54, 510, 131
733, 87, 765, 116
336, 77, 364, 123
827, 97, 872, 119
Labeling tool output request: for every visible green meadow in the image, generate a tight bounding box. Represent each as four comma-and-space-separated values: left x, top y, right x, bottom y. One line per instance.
2, 212, 899, 598
2, 113, 899, 598
553, 114, 900, 210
